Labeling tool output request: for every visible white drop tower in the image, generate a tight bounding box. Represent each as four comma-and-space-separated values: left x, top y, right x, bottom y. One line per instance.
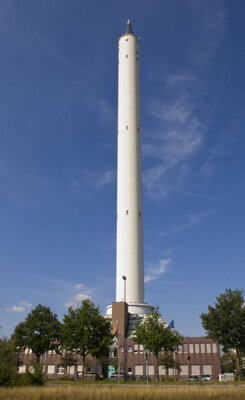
107, 20, 151, 316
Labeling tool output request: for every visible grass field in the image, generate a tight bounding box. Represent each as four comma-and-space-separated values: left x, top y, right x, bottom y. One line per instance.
1, 385, 245, 400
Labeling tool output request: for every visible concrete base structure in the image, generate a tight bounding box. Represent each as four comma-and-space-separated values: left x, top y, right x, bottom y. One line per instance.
106, 302, 153, 316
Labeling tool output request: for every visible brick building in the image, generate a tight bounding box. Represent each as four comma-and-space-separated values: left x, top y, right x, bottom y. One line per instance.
19, 301, 221, 380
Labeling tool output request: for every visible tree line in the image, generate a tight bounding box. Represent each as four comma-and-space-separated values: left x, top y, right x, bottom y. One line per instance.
0, 288, 245, 385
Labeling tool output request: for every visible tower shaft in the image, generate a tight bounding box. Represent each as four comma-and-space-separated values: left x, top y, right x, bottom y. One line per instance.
116, 27, 144, 304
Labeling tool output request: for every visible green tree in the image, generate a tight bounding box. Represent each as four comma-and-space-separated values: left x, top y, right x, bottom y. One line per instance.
158, 353, 181, 379
201, 288, 245, 380
60, 299, 113, 380
60, 353, 78, 378
12, 304, 61, 363
133, 307, 182, 381
221, 351, 245, 375
0, 336, 18, 386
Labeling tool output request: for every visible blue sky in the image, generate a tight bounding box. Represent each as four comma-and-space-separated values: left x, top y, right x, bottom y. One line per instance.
1, 0, 245, 337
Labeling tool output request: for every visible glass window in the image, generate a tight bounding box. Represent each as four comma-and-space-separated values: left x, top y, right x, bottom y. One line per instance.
57, 366, 65, 374
178, 345, 182, 353
206, 343, 211, 353
189, 344, 194, 353
180, 365, 188, 375
128, 346, 132, 352
212, 343, 217, 353
47, 365, 55, 374
203, 365, 212, 375
135, 365, 143, 375
194, 344, 199, 353
191, 365, 200, 375
148, 365, 154, 375
158, 365, 165, 375
183, 344, 188, 353
139, 344, 144, 353
201, 344, 205, 353
19, 365, 26, 373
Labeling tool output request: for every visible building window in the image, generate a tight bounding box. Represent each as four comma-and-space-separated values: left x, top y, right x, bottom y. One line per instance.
203, 365, 212, 375
139, 344, 144, 353
183, 344, 188, 353
120, 346, 124, 353
77, 365, 83, 374
148, 365, 154, 375
134, 344, 138, 353
158, 365, 165, 376
128, 367, 132, 374
168, 368, 174, 375
19, 365, 26, 374
212, 343, 217, 353
191, 365, 200, 375
201, 344, 205, 353
178, 345, 182, 353
180, 365, 188, 376
67, 366, 75, 375
189, 344, 194, 353
194, 344, 199, 353
47, 365, 55, 374
135, 365, 143, 375
57, 366, 65, 374
128, 346, 132, 352
109, 350, 115, 358
206, 343, 211, 353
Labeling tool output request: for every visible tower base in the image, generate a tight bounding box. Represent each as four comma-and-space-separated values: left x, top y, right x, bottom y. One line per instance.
106, 302, 153, 316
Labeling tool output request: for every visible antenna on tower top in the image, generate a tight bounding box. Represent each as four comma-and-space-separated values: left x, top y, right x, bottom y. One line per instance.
125, 19, 133, 34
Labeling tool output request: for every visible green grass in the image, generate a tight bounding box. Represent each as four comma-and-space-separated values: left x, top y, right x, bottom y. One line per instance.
1, 385, 245, 400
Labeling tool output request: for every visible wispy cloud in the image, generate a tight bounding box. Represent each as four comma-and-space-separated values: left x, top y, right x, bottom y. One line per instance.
64, 282, 93, 309
6, 301, 32, 313
143, 4, 225, 199
145, 258, 171, 283
70, 169, 116, 196
97, 100, 114, 122
190, 9, 225, 65
143, 90, 205, 198
35, 33, 85, 74
159, 210, 216, 237
65, 293, 92, 308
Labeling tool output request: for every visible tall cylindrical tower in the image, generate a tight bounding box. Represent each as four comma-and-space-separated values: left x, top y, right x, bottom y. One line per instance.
116, 20, 144, 306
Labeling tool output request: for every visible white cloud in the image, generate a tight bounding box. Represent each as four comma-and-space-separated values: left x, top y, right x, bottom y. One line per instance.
143, 93, 205, 198
70, 169, 116, 196
65, 292, 91, 309
159, 210, 216, 237
173, 210, 216, 233
97, 100, 114, 122
6, 301, 32, 313
74, 293, 91, 302
144, 258, 171, 283
19, 301, 32, 308
75, 283, 84, 289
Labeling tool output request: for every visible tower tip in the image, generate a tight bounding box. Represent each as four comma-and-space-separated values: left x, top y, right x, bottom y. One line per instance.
125, 19, 133, 34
